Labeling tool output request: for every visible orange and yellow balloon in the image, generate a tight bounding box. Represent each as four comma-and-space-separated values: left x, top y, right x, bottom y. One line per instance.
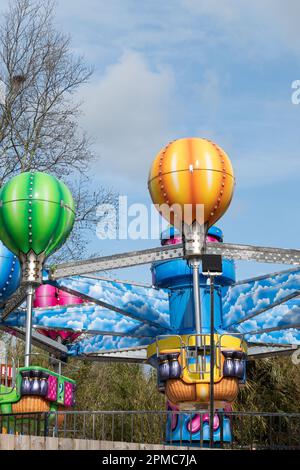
148, 137, 235, 229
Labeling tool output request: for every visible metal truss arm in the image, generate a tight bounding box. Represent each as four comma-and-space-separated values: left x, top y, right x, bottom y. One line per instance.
247, 343, 298, 359
241, 323, 300, 337
228, 291, 300, 327
0, 325, 68, 356
229, 266, 300, 287
49, 244, 184, 279
1, 287, 27, 320
49, 243, 300, 279
208, 243, 300, 266
67, 344, 300, 363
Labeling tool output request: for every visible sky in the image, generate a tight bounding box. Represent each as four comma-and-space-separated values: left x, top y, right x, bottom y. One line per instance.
2, 0, 300, 284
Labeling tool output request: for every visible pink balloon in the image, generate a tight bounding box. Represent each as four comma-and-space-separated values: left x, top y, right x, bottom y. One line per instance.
163, 234, 220, 246
163, 236, 182, 246
34, 285, 84, 308
206, 235, 219, 243
34, 284, 57, 308
34, 284, 83, 343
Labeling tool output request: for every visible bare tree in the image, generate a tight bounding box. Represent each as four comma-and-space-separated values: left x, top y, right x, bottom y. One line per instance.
0, 0, 116, 260
52, 175, 117, 263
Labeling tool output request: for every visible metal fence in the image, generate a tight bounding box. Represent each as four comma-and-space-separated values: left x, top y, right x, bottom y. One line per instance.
1, 410, 300, 449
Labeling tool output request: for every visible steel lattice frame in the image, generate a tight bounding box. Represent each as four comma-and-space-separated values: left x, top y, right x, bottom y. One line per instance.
0, 241, 299, 361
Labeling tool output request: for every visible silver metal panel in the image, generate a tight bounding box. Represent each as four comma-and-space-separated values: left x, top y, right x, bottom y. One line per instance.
0, 325, 68, 355
231, 266, 300, 286
207, 243, 300, 265
82, 274, 154, 289
243, 323, 300, 337
78, 344, 300, 362
50, 243, 300, 278
1, 287, 27, 319
81, 346, 148, 364
50, 244, 184, 279
248, 343, 298, 359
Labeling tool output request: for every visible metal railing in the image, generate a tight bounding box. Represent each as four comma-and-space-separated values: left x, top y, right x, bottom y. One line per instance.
17, 352, 80, 375
186, 334, 222, 375
155, 333, 245, 378
1, 410, 300, 450
1, 351, 77, 379
0, 355, 16, 394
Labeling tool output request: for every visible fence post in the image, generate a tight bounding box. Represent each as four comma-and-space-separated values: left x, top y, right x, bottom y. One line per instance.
220, 412, 224, 449
44, 412, 49, 438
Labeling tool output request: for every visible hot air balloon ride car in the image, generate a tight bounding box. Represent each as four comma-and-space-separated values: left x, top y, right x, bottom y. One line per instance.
0, 172, 77, 424
0, 139, 298, 446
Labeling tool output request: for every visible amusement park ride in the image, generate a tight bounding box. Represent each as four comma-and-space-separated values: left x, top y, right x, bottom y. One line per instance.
0, 137, 299, 445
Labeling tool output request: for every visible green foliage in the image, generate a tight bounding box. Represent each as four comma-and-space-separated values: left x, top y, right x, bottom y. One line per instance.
236, 357, 300, 412
72, 362, 164, 411
61, 361, 166, 443
2, 332, 300, 446
231, 357, 300, 448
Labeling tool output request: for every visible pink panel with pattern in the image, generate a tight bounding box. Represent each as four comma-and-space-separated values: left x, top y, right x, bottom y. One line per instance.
46, 375, 58, 401
64, 381, 74, 407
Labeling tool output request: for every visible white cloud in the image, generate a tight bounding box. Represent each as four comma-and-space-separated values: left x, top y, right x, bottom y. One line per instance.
234, 152, 300, 188
57, 0, 300, 62
183, 0, 300, 56
53, 0, 300, 194
183, 0, 240, 22
79, 51, 175, 189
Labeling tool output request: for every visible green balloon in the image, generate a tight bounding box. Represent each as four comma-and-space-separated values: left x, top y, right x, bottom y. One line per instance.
0, 172, 75, 258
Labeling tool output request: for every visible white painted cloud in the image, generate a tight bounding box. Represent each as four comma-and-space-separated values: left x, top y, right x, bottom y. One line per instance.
57, 275, 171, 328
246, 328, 300, 345
223, 269, 300, 326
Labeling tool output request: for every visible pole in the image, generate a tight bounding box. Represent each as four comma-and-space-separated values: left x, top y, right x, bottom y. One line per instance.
209, 275, 215, 448
24, 285, 34, 367
192, 260, 202, 338
183, 222, 206, 375
191, 259, 204, 377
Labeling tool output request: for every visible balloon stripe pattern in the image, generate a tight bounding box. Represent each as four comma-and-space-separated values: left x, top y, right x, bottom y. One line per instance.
148, 138, 235, 229
0, 172, 75, 258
